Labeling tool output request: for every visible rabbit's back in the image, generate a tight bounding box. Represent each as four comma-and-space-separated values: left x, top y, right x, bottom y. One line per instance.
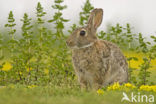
101, 40, 128, 85
72, 40, 128, 88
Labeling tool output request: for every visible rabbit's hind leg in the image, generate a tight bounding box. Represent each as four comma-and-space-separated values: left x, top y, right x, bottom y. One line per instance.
113, 70, 128, 84
91, 74, 103, 90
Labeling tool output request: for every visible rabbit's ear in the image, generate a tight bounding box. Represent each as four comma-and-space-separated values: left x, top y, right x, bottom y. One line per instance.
87, 8, 103, 30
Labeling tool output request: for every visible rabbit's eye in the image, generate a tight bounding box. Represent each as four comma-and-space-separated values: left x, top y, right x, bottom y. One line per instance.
80, 30, 86, 36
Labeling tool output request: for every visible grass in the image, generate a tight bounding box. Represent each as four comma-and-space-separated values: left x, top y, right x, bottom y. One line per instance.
0, 66, 155, 104
0, 84, 155, 104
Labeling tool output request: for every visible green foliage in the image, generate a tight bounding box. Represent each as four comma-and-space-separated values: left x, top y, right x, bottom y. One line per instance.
4, 11, 19, 82
79, 0, 94, 26
18, 13, 34, 84
137, 33, 156, 86
5, 11, 16, 31
127, 57, 138, 84
68, 24, 77, 34
98, 23, 138, 50
48, 0, 69, 37
5, 11, 17, 53
33, 2, 49, 83
36, 2, 46, 24
47, 0, 74, 85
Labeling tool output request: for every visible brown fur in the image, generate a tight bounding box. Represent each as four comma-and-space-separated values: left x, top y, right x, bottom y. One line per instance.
66, 8, 128, 90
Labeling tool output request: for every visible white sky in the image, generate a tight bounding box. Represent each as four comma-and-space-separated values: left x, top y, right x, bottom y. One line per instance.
0, 0, 156, 36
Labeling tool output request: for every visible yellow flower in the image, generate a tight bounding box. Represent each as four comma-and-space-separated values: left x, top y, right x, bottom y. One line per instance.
107, 82, 121, 91
151, 85, 156, 92
2, 62, 12, 71
26, 67, 32, 72
139, 85, 150, 91
28, 85, 37, 89
124, 83, 136, 89
44, 69, 49, 75
112, 82, 120, 90
124, 51, 156, 70
97, 89, 104, 95
139, 85, 156, 92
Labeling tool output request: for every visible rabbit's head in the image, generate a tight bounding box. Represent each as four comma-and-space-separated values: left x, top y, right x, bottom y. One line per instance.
66, 8, 103, 49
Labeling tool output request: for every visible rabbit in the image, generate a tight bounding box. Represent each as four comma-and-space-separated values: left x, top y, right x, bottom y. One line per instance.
66, 8, 128, 90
